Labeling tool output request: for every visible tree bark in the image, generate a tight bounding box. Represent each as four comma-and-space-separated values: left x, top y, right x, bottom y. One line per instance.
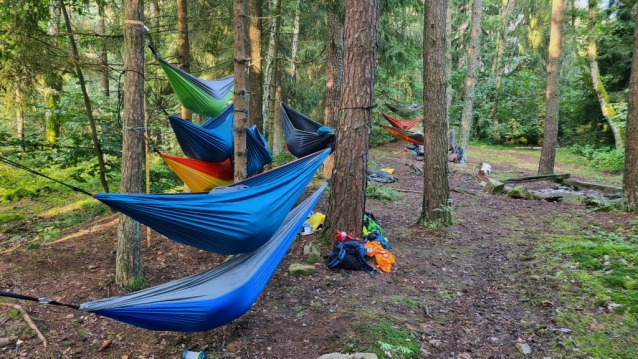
420, 0, 451, 226
233, 0, 250, 181
322, 10, 343, 179
587, 0, 624, 150
116, 0, 145, 288
290, 0, 301, 82
45, 74, 63, 145
177, 0, 192, 121
491, 0, 515, 140
273, 62, 283, 154
538, 0, 564, 174
149, 0, 162, 145
622, 6, 638, 212
59, 0, 110, 193
262, 0, 281, 126
325, 0, 379, 238
96, 0, 109, 97
15, 84, 23, 145
459, 0, 483, 159
445, 6, 452, 129
249, 0, 263, 132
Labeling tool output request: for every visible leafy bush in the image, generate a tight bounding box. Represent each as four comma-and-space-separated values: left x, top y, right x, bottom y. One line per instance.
3, 187, 38, 202
366, 183, 400, 202
569, 145, 625, 172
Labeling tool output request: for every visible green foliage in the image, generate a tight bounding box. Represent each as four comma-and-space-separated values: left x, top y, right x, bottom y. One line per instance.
366, 183, 401, 203
569, 145, 625, 172
349, 320, 420, 359
122, 275, 148, 292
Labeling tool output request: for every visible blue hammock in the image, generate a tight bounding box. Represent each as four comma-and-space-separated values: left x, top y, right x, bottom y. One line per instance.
169, 104, 234, 163
170, 104, 272, 175
79, 184, 326, 331
94, 149, 329, 255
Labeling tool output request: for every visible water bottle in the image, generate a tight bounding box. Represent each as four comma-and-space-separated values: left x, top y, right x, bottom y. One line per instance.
182, 349, 207, 359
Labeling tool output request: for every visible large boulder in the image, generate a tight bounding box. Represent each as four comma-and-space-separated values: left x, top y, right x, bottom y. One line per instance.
506, 186, 532, 199
484, 178, 505, 194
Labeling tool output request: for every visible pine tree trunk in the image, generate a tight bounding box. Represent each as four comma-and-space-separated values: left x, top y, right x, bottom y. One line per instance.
538, 0, 565, 174
322, 10, 343, 179
262, 0, 281, 124
290, 0, 301, 81
459, 0, 483, 159
45, 75, 62, 145
15, 85, 23, 145
420, 0, 451, 225
59, 0, 110, 193
249, 0, 263, 132
268, 58, 279, 148
233, 0, 250, 181
116, 0, 145, 288
177, 0, 192, 121
587, 0, 624, 150
325, 0, 379, 238
491, 0, 515, 141
445, 6, 452, 129
96, 0, 109, 97
622, 7, 638, 213
273, 62, 283, 154
149, 0, 162, 145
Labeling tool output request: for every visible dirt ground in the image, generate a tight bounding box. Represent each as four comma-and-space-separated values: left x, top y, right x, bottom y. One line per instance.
0, 141, 632, 359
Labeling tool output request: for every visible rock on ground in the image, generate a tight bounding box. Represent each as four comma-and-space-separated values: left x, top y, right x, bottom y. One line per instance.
288, 263, 316, 275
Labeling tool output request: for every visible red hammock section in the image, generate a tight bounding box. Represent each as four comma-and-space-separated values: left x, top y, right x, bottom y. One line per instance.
381, 113, 422, 130
381, 125, 424, 145
160, 153, 234, 192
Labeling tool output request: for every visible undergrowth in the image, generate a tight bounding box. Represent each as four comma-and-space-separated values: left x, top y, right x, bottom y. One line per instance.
348, 320, 421, 358
366, 183, 401, 202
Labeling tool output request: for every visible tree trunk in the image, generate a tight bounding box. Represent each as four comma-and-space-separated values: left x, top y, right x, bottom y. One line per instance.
116, 0, 145, 288
249, 0, 263, 132
491, 0, 515, 140
322, 11, 343, 179
262, 0, 281, 126
538, 0, 565, 174
45, 75, 63, 145
59, 0, 110, 193
96, 0, 109, 97
325, 0, 379, 238
420, 0, 451, 226
273, 62, 283, 154
445, 6, 452, 129
622, 7, 638, 212
587, 0, 624, 150
459, 0, 483, 159
15, 85, 23, 145
233, 0, 250, 181
268, 58, 279, 148
177, 0, 192, 121
290, 0, 301, 82
149, 0, 162, 145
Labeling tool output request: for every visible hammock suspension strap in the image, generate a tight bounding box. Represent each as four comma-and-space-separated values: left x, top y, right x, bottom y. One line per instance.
0, 291, 79, 310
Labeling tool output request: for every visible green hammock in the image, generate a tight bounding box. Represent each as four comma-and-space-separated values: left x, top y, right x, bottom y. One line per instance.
155, 53, 234, 118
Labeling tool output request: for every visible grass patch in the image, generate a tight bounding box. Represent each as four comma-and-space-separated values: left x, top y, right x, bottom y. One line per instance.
349, 320, 421, 358
0, 213, 24, 224
366, 183, 401, 203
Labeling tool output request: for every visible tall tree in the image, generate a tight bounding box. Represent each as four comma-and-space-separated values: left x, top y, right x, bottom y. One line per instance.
587, 0, 624, 150
15, 83, 23, 144
177, 0, 192, 121
262, 0, 281, 129
59, 0, 110, 193
233, 0, 250, 181
322, 10, 344, 179
459, 0, 483, 157
420, 0, 451, 225
491, 0, 515, 140
44, 74, 63, 145
622, 7, 638, 213
538, 0, 564, 174
249, 0, 263, 132
290, 0, 301, 81
325, 0, 379, 238
96, 0, 109, 97
116, 0, 145, 288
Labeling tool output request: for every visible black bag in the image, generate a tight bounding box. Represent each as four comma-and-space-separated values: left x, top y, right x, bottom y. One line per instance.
327, 239, 374, 272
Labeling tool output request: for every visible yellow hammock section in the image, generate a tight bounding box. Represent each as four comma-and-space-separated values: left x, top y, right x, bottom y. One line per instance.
160, 153, 234, 192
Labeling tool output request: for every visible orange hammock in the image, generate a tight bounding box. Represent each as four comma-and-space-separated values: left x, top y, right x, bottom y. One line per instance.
381, 125, 424, 145
381, 113, 422, 130
160, 153, 233, 192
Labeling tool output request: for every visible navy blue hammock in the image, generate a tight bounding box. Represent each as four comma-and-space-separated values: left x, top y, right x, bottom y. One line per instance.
170, 104, 272, 175
94, 149, 330, 255
79, 184, 327, 331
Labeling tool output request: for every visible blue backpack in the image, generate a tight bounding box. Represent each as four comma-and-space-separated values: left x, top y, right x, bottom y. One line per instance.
327, 239, 374, 272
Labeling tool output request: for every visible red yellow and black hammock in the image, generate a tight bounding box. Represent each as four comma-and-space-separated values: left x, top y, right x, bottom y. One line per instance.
160, 153, 233, 192
381, 125, 424, 145
381, 112, 422, 130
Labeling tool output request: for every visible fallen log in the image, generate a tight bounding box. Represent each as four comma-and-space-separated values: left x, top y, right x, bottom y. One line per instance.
557, 179, 622, 193
502, 173, 570, 184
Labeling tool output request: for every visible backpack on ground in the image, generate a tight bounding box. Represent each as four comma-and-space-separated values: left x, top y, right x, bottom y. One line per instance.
448, 146, 464, 163
327, 232, 374, 272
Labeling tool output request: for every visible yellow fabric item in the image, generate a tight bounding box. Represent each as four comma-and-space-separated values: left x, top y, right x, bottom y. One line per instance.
305, 212, 326, 231
364, 241, 395, 273
380, 168, 394, 174
362, 226, 370, 237
162, 157, 233, 192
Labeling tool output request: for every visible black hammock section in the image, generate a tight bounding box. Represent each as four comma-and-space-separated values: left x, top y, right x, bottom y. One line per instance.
280, 102, 336, 158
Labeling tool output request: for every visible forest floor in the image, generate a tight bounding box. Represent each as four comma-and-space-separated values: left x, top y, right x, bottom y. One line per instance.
1, 141, 637, 359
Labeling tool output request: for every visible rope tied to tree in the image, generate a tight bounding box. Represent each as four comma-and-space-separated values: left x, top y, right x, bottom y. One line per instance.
0, 291, 79, 310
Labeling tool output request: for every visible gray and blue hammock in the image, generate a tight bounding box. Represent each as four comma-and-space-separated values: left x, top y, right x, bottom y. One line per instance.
154, 52, 234, 118
170, 104, 272, 175
281, 102, 335, 158
95, 149, 330, 255
79, 183, 327, 331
